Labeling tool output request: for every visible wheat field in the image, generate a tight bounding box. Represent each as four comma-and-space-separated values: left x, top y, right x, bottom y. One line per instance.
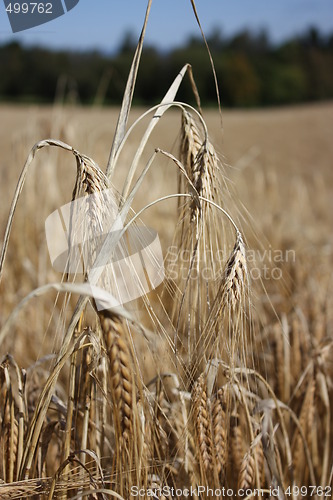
0, 86, 332, 500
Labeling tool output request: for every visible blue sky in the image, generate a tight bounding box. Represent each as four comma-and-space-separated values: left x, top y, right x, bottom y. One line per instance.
0, 0, 332, 52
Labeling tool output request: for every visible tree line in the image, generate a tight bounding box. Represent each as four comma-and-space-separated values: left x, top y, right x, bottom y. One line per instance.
1, 27, 333, 107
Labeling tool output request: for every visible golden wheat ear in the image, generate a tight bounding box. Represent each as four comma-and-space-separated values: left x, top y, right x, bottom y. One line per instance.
191, 374, 213, 476
99, 313, 135, 449
221, 231, 248, 310
211, 388, 228, 476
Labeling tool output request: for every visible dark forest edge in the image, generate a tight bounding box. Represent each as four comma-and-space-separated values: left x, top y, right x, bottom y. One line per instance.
1, 27, 333, 107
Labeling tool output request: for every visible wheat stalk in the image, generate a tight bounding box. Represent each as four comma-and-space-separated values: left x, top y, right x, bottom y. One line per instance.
221, 231, 247, 310
237, 451, 256, 490
211, 388, 228, 475
100, 313, 134, 448
230, 415, 245, 477
3, 401, 18, 483
292, 375, 316, 483
192, 374, 213, 475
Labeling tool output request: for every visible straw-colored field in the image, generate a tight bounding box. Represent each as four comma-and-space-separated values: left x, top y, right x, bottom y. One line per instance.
0, 101, 332, 498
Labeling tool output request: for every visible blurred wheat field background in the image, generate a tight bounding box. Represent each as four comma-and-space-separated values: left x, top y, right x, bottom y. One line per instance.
0, 95, 332, 499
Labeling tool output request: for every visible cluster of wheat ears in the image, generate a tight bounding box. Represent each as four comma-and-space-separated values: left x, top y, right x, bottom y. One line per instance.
0, 2, 332, 499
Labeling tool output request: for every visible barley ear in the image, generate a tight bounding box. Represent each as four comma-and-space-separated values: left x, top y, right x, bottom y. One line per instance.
237, 451, 256, 491
100, 313, 135, 449
222, 231, 247, 310
192, 374, 213, 475
211, 388, 228, 475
